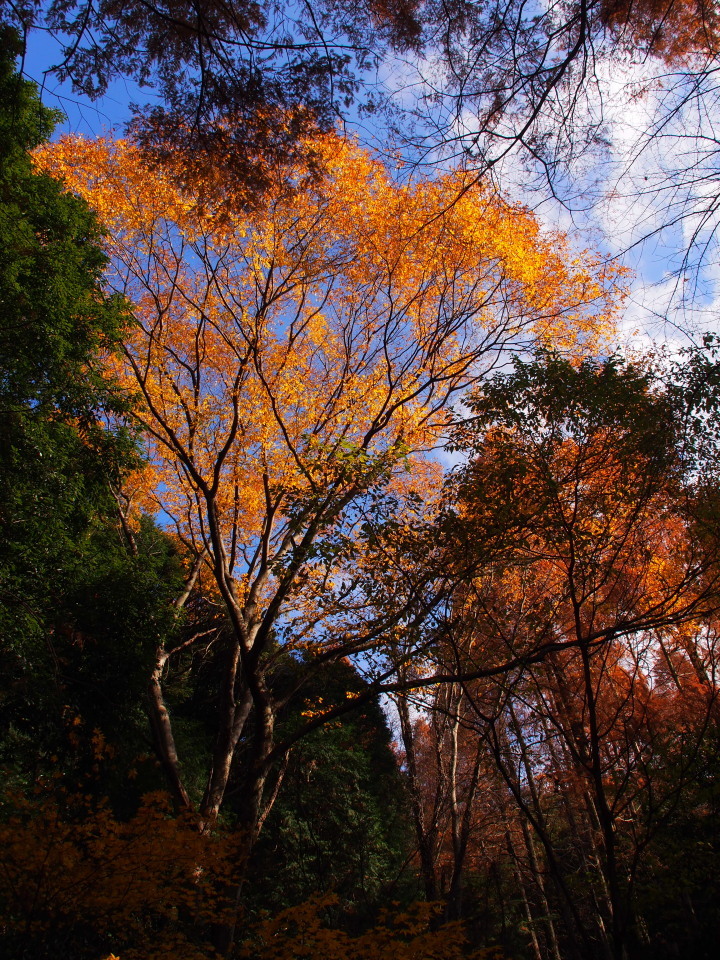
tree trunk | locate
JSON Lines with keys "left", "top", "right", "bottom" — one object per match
{"left": 147, "top": 647, "right": 192, "bottom": 811}
{"left": 395, "top": 690, "right": 440, "bottom": 900}
{"left": 200, "top": 677, "right": 253, "bottom": 824}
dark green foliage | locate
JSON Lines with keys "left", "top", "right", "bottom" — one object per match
{"left": 0, "top": 26, "right": 133, "bottom": 651}
{"left": 0, "top": 28, "right": 129, "bottom": 415}
{"left": 451, "top": 351, "right": 680, "bottom": 464}
{"left": 443, "top": 350, "right": 708, "bottom": 566}
{"left": 0, "top": 35, "right": 183, "bottom": 804}
{"left": 246, "top": 659, "right": 415, "bottom": 923}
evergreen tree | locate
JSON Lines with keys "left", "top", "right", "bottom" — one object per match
{"left": 0, "top": 31, "right": 181, "bottom": 795}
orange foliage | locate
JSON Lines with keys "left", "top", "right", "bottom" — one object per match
{"left": 34, "top": 132, "right": 621, "bottom": 586}
{"left": 0, "top": 787, "right": 234, "bottom": 960}
{"left": 433, "top": 365, "right": 720, "bottom": 953}
{"left": 1, "top": 784, "right": 507, "bottom": 960}
{"left": 453, "top": 421, "right": 710, "bottom": 662}
{"left": 236, "top": 894, "right": 502, "bottom": 960}
{"left": 601, "top": 0, "right": 720, "bottom": 65}
{"left": 31, "top": 131, "right": 628, "bottom": 839}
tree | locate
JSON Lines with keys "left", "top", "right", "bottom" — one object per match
{"left": 0, "top": 29, "right": 123, "bottom": 777}
{"left": 247, "top": 658, "right": 413, "bottom": 922}
{"left": 36, "top": 130, "right": 620, "bottom": 857}
{"left": 599, "top": 0, "right": 719, "bottom": 65}
{"left": 393, "top": 680, "right": 487, "bottom": 914}
{"left": 429, "top": 352, "right": 720, "bottom": 959}
{"left": 0, "top": 33, "right": 190, "bottom": 814}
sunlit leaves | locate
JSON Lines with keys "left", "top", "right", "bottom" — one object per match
{"left": 35, "top": 132, "right": 622, "bottom": 613}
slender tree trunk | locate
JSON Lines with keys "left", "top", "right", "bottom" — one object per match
{"left": 492, "top": 717, "right": 597, "bottom": 960}
{"left": 579, "top": 645, "right": 630, "bottom": 960}
{"left": 446, "top": 722, "right": 484, "bottom": 920}
{"left": 147, "top": 647, "right": 192, "bottom": 811}
{"left": 543, "top": 672, "right": 616, "bottom": 959}
{"left": 200, "top": 671, "right": 253, "bottom": 823}
{"left": 521, "top": 820, "right": 563, "bottom": 960}
{"left": 506, "top": 826, "right": 543, "bottom": 960}
{"left": 211, "top": 687, "right": 277, "bottom": 958}
{"left": 145, "top": 550, "right": 206, "bottom": 812}
{"left": 396, "top": 690, "right": 440, "bottom": 900}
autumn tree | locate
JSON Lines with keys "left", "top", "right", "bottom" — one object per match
{"left": 7, "top": 2, "right": 716, "bottom": 203}
{"left": 393, "top": 680, "right": 491, "bottom": 914}
{"left": 600, "top": 0, "right": 719, "bottom": 64}
{"left": 429, "top": 351, "right": 720, "bottom": 959}
{"left": 36, "top": 129, "right": 619, "bottom": 870}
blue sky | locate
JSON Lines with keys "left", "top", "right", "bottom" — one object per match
{"left": 20, "top": 27, "right": 157, "bottom": 136}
